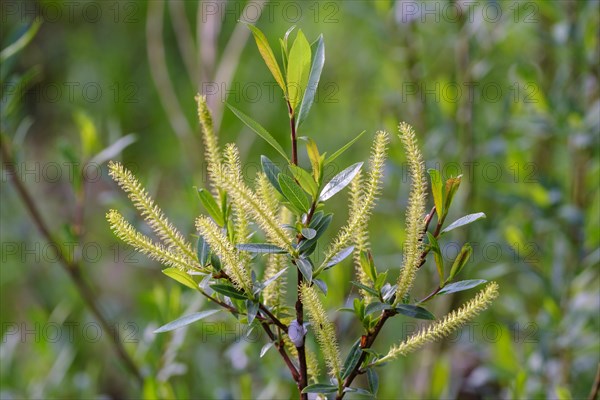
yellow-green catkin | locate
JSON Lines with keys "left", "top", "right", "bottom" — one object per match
{"left": 223, "top": 144, "right": 250, "bottom": 248}
{"left": 349, "top": 172, "right": 373, "bottom": 299}
{"left": 321, "top": 131, "right": 389, "bottom": 269}
{"left": 379, "top": 282, "right": 499, "bottom": 364}
{"left": 301, "top": 283, "right": 342, "bottom": 380}
{"left": 108, "top": 161, "right": 198, "bottom": 266}
{"left": 195, "top": 215, "right": 252, "bottom": 293}
{"left": 395, "top": 122, "right": 427, "bottom": 303}
{"left": 107, "top": 210, "right": 195, "bottom": 271}
{"left": 196, "top": 94, "right": 222, "bottom": 192}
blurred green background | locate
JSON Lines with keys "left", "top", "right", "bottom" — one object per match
{"left": 1, "top": 0, "right": 599, "bottom": 399}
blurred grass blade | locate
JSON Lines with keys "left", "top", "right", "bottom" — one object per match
{"left": 324, "top": 130, "right": 366, "bottom": 165}
{"left": 0, "top": 20, "right": 42, "bottom": 63}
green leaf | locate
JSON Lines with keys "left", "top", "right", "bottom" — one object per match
{"left": 438, "top": 279, "right": 487, "bottom": 295}
{"left": 360, "top": 251, "right": 377, "bottom": 282}
{"left": 154, "top": 309, "right": 220, "bottom": 333}
{"left": 428, "top": 169, "right": 445, "bottom": 218}
{"left": 246, "top": 24, "right": 286, "bottom": 94}
{"left": 260, "top": 342, "right": 274, "bottom": 358}
{"left": 210, "top": 284, "right": 247, "bottom": 300}
{"left": 367, "top": 368, "right": 379, "bottom": 395}
{"left": 313, "top": 278, "right": 328, "bottom": 295}
{"left": 301, "top": 228, "right": 317, "bottom": 240}
{"left": 426, "top": 232, "right": 444, "bottom": 282}
{"left": 443, "top": 175, "right": 462, "bottom": 213}
{"left": 441, "top": 212, "right": 486, "bottom": 234}
{"left": 324, "top": 130, "right": 366, "bottom": 165}
{"left": 447, "top": 243, "right": 473, "bottom": 282}
{"left": 197, "top": 188, "right": 224, "bottom": 226}
{"left": 365, "top": 302, "right": 391, "bottom": 316}
{"left": 299, "top": 214, "right": 332, "bottom": 253}
{"left": 302, "top": 384, "right": 338, "bottom": 394}
{"left": 319, "top": 162, "right": 364, "bottom": 201}
{"left": 395, "top": 304, "right": 435, "bottom": 320}
{"left": 259, "top": 267, "right": 288, "bottom": 292}
{"left": 305, "top": 138, "right": 323, "bottom": 183}
{"left": 197, "top": 237, "right": 210, "bottom": 266}
{"left": 278, "top": 174, "right": 311, "bottom": 213}
{"left": 237, "top": 244, "right": 287, "bottom": 254}
{"left": 296, "top": 257, "right": 313, "bottom": 282}
{"left": 162, "top": 268, "right": 197, "bottom": 290}
{"left": 227, "top": 103, "right": 288, "bottom": 160}
{"left": 341, "top": 340, "right": 362, "bottom": 380}
{"left": 325, "top": 246, "right": 354, "bottom": 269}
{"left": 286, "top": 29, "right": 311, "bottom": 111}
{"left": 296, "top": 34, "right": 325, "bottom": 128}
{"left": 261, "top": 155, "right": 283, "bottom": 194}
{"left": 351, "top": 281, "right": 379, "bottom": 297}
{"left": 74, "top": 110, "right": 100, "bottom": 160}
{"left": 289, "top": 164, "right": 318, "bottom": 197}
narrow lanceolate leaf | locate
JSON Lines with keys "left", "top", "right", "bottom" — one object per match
{"left": 296, "top": 34, "right": 325, "bottom": 128}
{"left": 367, "top": 368, "right": 379, "bottom": 395}
{"left": 428, "top": 169, "right": 445, "bottom": 217}
{"left": 260, "top": 342, "right": 274, "bottom": 358}
{"left": 246, "top": 300, "right": 259, "bottom": 324}
{"left": 289, "top": 164, "right": 318, "bottom": 197}
{"left": 226, "top": 103, "right": 288, "bottom": 160}
{"left": 395, "top": 304, "right": 435, "bottom": 320}
{"left": 287, "top": 29, "right": 312, "bottom": 112}
{"left": 210, "top": 283, "right": 248, "bottom": 300}
{"left": 313, "top": 278, "right": 328, "bottom": 295}
{"left": 260, "top": 267, "right": 288, "bottom": 291}
{"left": 319, "top": 162, "right": 364, "bottom": 202}
{"left": 197, "top": 237, "right": 210, "bottom": 266}
{"left": 341, "top": 340, "right": 362, "bottom": 380}
{"left": 437, "top": 279, "right": 487, "bottom": 295}
{"left": 365, "top": 301, "right": 392, "bottom": 316}
{"left": 197, "top": 188, "right": 224, "bottom": 226}
{"left": 426, "top": 232, "right": 444, "bottom": 282}
{"left": 246, "top": 24, "right": 286, "bottom": 93}
{"left": 447, "top": 243, "right": 473, "bottom": 282}
{"left": 237, "top": 243, "right": 287, "bottom": 254}
{"left": 278, "top": 174, "right": 311, "bottom": 213}
{"left": 296, "top": 257, "right": 313, "bottom": 282}
{"left": 302, "top": 384, "right": 338, "bottom": 394}
{"left": 154, "top": 309, "right": 220, "bottom": 333}
{"left": 443, "top": 175, "right": 462, "bottom": 212}
{"left": 162, "top": 268, "right": 198, "bottom": 290}
{"left": 325, "top": 246, "right": 354, "bottom": 269}
{"left": 351, "top": 281, "right": 379, "bottom": 297}
{"left": 324, "top": 130, "right": 367, "bottom": 165}
{"left": 261, "top": 155, "right": 283, "bottom": 194}
{"left": 441, "top": 212, "right": 486, "bottom": 234}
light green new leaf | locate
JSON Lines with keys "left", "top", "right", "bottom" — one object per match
{"left": 278, "top": 173, "right": 311, "bottom": 213}
{"left": 443, "top": 175, "right": 462, "bottom": 213}
{"left": 324, "top": 130, "right": 367, "bottom": 165}
{"left": 428, "top": 169, "right": 445, "bottom": 218}
{"left": 197, "top": 188, "right": 225, "bottom": 226}
{"left": 289, "top": 164, "right": 318, "bottom": 197}
{"left": 227, "top": 103, "right": 288, "bottom": 160}
{"left": 441, "top": 212, "right": 486, "bottom": 234}
{"left": 154, "top": 309, "right": 220, "bottom": 333}
{"left": 447, "top": 243, "right": 473, "bottom": 282}
{"left": 162, "top": 268, "right": 198, "bottom": 290}
{"left": 426, "top": 232, "right": 444, "bottom": 282}
{"left": 246, "top": 24, "right": 286, "bottom": 94}
{"left": 296, "top": 34, "right": 325, "bottom": 128}
{"left": 286, "top": 29, "right": 311, "bottom": 112}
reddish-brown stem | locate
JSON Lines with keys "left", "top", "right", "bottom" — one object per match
{"left": 260, "top": 321, "right": 299, "bottom": 382}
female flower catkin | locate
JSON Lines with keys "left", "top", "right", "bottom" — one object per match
{"left": 378, "top": 282, "right": 499, "bottom": 364}
{"left": 196, "top": 94, "right": 222, "bottom": 191}
{"left": 395, "top": 122, "right": 427, "bottom": 303}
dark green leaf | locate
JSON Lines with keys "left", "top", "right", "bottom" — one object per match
{"left": 279, "top": 174, "right": 311, "bottom": 213}
{"left": 227, "top": 103, "right": 288, "bottom": 160}
{"left": 341, "top": 340, "right": 362, "bottom": 380}
{"left": 154, "top": 310, "right": 220, "bottom": 333}
{"left": 259, "top": 267, "right": 289, "bottom": 292}
{"left": 438, "top": 279, "right": 487, "bottom": 295}
{"left": 395, "top": 304, "right": 435, "bottom": 320}
{"left": 313, "top": 278, "right": 328, "bottom": 295}
{"left": 299, "top": 214, "right": 332, "bottom": 253}
{"left": 210, "top": 253, "right": 222, "bottom": 271}
{"left": 296, "top": 34, "right": 325, "bottom": 128}
{"left": 302, "top": 384, "right": 338, "bottom": 394}
{"left": 210, "top": 284, "right": 247, "bottom": 300}
{"left": 261, "top": 155, "right": 283, "bottom": 194}
{"left": 367, "top": 368, "right": 379, "bottom": 395}
{"left": 324, "top": 130, "right": 367, "bottom": 165}
{"left": 351, "top": 281, "right": 379, "bottom": 297}
{"left": 246, "top": 300, "right": 259, "bottom": 324}
{"left": 289, "top": 164, "right": 318, "bottom": 197}
{"left": 319, "top": 162, "right": 363, "bottom": 201}
{"left": 325, "top": 246, "right": 354, "bottom": 269}
{"left": 441, "top": 212, "right": 486, "bottom": 234}
{"left": 365, "top": 302, "right": 391, "bottom": 316}
{"left": 197, "top": 236, "right": 211, "bottom": 266}
{"left": 197, "top": 188, "right": 224, "bottom": 226}
{"left": 237, "top": 243, "right": 287, "bottom": 254}
{"left": 296, "top": 257, "right": 313, "bottom": 282}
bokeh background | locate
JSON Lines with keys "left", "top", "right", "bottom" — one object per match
{"left": 1, "top": 0, "right": 599, "bottom": 399}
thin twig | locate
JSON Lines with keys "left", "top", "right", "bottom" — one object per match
{"left": 1, "top": 135, "right": 143, "bottom": 383}
{"left": 589, "top": 363, "right": 600, "bottom": 400}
